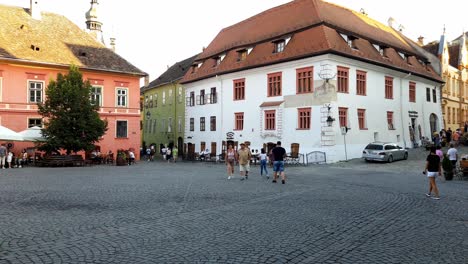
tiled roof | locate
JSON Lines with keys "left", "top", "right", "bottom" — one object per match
{"left": 0, "top": 5, "right": 146, "bottom": 76}
{"left": 142, "top": 54, "right": 198, "bottom": 92}
{"left": 181, "top": 0, "right": 442, "bottom": 84}
{"left": 422, "top": 42, "right": 439, "bottom": 57}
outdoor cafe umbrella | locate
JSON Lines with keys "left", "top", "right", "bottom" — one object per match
{"left": 18, "top": 126, "right": 45, "bottom": 142}
{"left": 0, "top": 125, "right": 23, "bottom": 141}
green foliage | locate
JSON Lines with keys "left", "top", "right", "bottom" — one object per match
{"left": 37, "top": 66, "right": 108, "bottom": 154}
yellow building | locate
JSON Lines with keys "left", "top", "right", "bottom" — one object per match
{"left": 424, "top": 32, "right": 468, "bottom": 130}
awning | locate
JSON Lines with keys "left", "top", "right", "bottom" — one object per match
{"left": 259, "top": 101, "right": 284, "bottom": 107}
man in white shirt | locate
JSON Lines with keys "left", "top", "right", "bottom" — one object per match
{"left": 447, "top": 143, "right": 458, "bottom": 167}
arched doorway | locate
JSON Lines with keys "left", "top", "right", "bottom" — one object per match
{"left": 430, "top": 114, "right": 439, "bottom": 135}
{"left": 177, "top": 137, "right": 183, "bottom": 157}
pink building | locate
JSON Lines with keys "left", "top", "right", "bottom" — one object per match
{"left": 0, "top": 1, "right": 146, "bottom": 158}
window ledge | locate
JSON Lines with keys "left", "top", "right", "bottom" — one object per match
{"left": 359, "top": 128, "right": 368, "bottom": 130}
{"left": 296, "top": 128, "right": 310, "bottom": 130}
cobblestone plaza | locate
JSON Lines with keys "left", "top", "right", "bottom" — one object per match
{"left": 0, "top": 157, "right": 467, "bottom": 263}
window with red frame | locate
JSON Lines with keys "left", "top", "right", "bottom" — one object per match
{"left": 296, "top": 67, "right": 313, "bottom": 94}
{"left": 337, "top": 66, "right": 349, "bottom": 93}
{"left": 298, "top": 108, "right": 311, "bottom": 129}
{"left": 234, "top": 113, "right": 244, "bottom": 130}
{"left": 357, "top": 109, "right": 366, "bottom": 130}
{"left": 338, "top": 107, "right": 348, "bottom": 127}
{"left": 267, "top": 72, "right": 282, "bottom": 97}
{"left": 265, "top": 110, "right": 276, "bottom": 130}
{"left": 385, "top": 76, "right": 393, "bottom": 99}
{"left": 356, "top": 70, "right": 367, "bottom": 95}
{"left": 233, "top": 79, "right": 245, "bottom": 100}
{"left": 409, "top": 82, "right": 416, "bottom": 102}
{"left": 387, "top": 111, "right": 394, "bottom": 129}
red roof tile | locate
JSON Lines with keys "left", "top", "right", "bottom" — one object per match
{"left": 181, "top": 0, "right": 442, "bottom": 84}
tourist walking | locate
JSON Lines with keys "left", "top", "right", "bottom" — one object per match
{"left": 166, "top": 147, "right": 172, "bottom": 163}
{"left": 172, "top": 146, "right": 178, "bottom": 163}
{"left": 0, "top": 144, "right": 6, "bottom": 169}
{"left": 435, "top": 145, "right": 443, "bottom": 160}
{"left": 424, "top": 146, "right": 442, "bottom": 200}
{"left": 271, "top": 141, "right": 286, "bottom": 184}
{"left": 225, "top": 144, "right": 236, "bottom": 179}
{"left": 238, "top": 143, "right": 251, "bottom": 180}
{"left": 447, "top": 143, "right": 458, "bottom": 168}
{"left": 259, "top": 148, "right": 269, "bottom": 179}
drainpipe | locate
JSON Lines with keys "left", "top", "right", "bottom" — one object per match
{"left": 400, "top": 73, "right": 412, "bottom": 148}
{"left": 216, "top": 75, "right": 223, "bottom": 154}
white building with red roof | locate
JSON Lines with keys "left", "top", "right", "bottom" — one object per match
{"left": 181, "top": 0, "right": 443, "bottom": 162}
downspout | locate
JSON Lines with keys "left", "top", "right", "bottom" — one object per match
{"left": 216, "top": 75, "right": 223, "bottom": 154}
{"left": 400, "top": 73, "right": 412, "bottom": 148}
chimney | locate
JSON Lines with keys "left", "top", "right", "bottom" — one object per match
{"left": 30, "top": 0, "right": 41, "bottom": 20}
{"left": 110, "top": 37, "right": 116, "bottom": 52}
{"left": 144, "top": 75, "right": 150, "bottom": 86}
{"left": 387, "top": 17, "right": 396, "bottom": 29}
{"left": 417, "top": 36, "right": 424, "bottom": 46}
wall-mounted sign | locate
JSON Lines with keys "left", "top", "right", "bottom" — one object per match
{"left": 226, "top": 132, "right": 234, "bottom": 140}
{"left": 408, "top": 111, "right": 418, "bottom": 118}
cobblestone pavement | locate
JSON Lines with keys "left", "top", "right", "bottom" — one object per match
{"left": 0, "top": 155, "right": 467, "bottom": 263}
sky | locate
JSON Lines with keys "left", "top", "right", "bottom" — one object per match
{"left": 1, "top": 0, "right": 467, "bottom": 81}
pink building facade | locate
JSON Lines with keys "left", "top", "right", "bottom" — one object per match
{"left": 0, "top": 2, "right": 146, "bottom": 159}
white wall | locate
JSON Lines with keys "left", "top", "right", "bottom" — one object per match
{"left": 184, "top": 54, "right": 443, "bottom": 162}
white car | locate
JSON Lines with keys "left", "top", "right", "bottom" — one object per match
{"left": 362, "top": 142, "right": 408, "bottom": 163}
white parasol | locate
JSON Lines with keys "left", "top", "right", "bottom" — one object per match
{"left": 0, "top": 125, "right": 23, "bottom": 141}
{"left": 18, "top": 126, "right": 45, "bottom": 141}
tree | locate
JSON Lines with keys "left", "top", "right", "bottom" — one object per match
{"left": 38, "top": 66, "right": 108, "bottom": 155}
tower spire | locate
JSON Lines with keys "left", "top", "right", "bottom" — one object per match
{"left": 85, "top": 0, "right": 104, "bottom": 44}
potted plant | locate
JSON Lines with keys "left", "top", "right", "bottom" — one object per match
{"left": 441, "top": 154, "right": 454, "bottom": 180}
{"left": 116, "top": 149, "right": 127, "bottom": 166}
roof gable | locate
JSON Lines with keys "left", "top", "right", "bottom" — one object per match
{"left": 143, "top": 54, "right": 199, "bottom": 91}
{"left": 0, "top": 4, "right": 145, "bottom": 76}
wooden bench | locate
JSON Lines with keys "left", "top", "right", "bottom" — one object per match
{"left": 36, "top": 155, "right": 85, "bottom": 167}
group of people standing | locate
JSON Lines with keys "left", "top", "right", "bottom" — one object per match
{"left": 433, "top": 126, "right": 465, "bottom": 147}
{"left": 144, "top": 145, "right": 178, "bottom": 163}
{"left": 225, "top": 141, "right": 287, "bottom": 184}
{"left": 0, "top": 144, "right": 28, "bottom": 169}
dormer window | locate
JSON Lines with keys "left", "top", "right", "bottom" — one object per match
{"left": 373, "top": 44, "right": 387, "bottom": 57}
{"left": 273, "top": 37, "right": 291, "bottom": 54}
{"left": 405, "top": 54, "right": 412, "bottom": 65}
{"left": 213, "top": 54, "right": 225, "bottom": 67}
{"left": 191, "top": 65, "right": 198, "bottom": 74}
{"left": 274, "top": 40, "right": 286, "bottom": 53}
{"left": 398, "top": 52, "right": 405, "bottom": 59}
{"left": 340, "top": 33, "right": 358, "bottom": 49}
{"left": 191, "top": 62, "right": 204, "bottom": 74}
{"left": 237, "top": 49, "right": 248, "bottom": 61}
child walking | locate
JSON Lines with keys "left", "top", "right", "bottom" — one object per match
{"left": 259, "top": 148, "right": 269, "bottom": 179}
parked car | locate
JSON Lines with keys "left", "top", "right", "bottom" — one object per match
{"left": 362, "top": 142, "right": 408, "bottom": 163}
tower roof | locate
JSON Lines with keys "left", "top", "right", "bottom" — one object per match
{"left": 0, "top": 4, "right": 145, "bottom": 76}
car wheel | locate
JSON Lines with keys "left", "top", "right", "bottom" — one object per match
{"left": 365, "top": 159, "right": 370, "bottom": 162}
{"left": 388, "top": 155, "right": 393, "bottom": 163}
{"left": 403, "top": 153, "right": 408, "bottom": 160}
